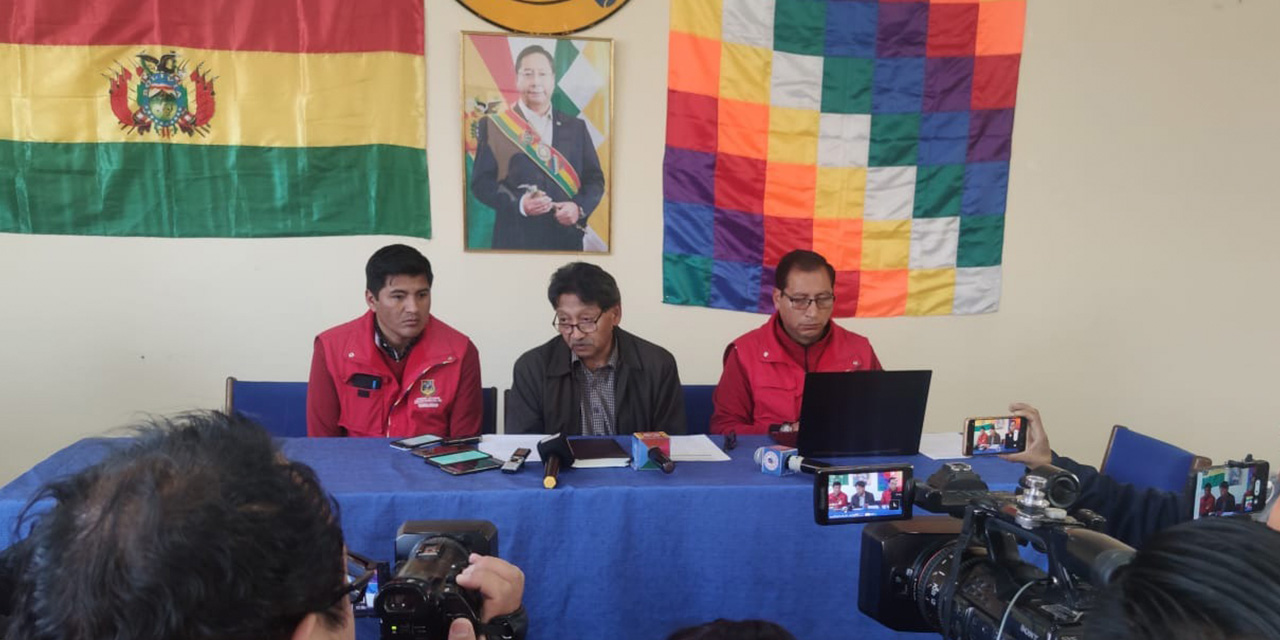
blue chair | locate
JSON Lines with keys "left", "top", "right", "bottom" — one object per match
{"left": 1100, "top": 424, "right": 1208, "bottom": 494}
{"left": 682, "top": 384, "right": 717, "bottom": 435}
{"left": 224, "top": 377, "right": 309, "bottom": 438}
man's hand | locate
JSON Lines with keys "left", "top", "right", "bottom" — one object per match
{"left": 447, "top": 554, "right": 524, "bottom": 640}
{"left": 1001, "top": 402, "right": 1052, "bottom": 469}
{"left": 553, "top": 201, "right": 580, "bottom": 226}
{"left": 520, "top": 191, "right": 553, "bottom": 216}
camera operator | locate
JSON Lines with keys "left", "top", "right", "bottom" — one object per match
{"left": 0, "top": 411, "right": 524, "bottom": 640}
{"left": 998, "top": 402, "right": 1190, "bottom": 548}
{"left": 1090, "top": 517, "right": 1280, "bottom": 640}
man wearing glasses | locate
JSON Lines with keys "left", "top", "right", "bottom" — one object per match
{"left": 710, "top": 250, "right": 881, "bottom": 435}
{"left": 506, "top": 262, "right": 687, "bottom": 436}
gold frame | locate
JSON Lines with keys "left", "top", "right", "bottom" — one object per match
{"left": 460, "top": 31, "right": 614, "bottom": 254}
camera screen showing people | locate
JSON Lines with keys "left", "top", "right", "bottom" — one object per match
{"left": 1194, "top": 459, "right": 1270, "bottom": 519}
{"left": 814, "top": 465, "right": 913, "bottom": 525}
{"left": 963, "top": 415, "right": 1027, "bottom": 456}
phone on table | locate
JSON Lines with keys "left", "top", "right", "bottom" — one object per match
{"left": 389, "top": 434, "right": 443, "bottom": 450}
{"left": 962, "top": 416, "right": 1027, "bottom": 456}
{"left": 814, "top": 464, "right": 913, "bottom": 525}
{"left": 424, "top": 449, "right": 502, "bottom": 475}
{"left": 409, "top": 444, "right": 474, "bottom": 460}
{"left": 1192, "top": 458, "right": 1270, "bottom": 520}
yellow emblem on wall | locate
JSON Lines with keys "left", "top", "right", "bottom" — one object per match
{"left": 456, "top": 0, "right": 632, "bottom": 35}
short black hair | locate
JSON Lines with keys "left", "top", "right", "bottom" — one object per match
{"left": 1090, "top": 518, "right": 1280, "bottom": 640}
{"left": 775, "top": 250, "right": 835, "bottom": 291}
{"left": 547, "top": 262, "right": 621, "bottom": 310}
{"left": 366, "top": 244, "right": 433, "bottom": 294}
{"left": 1220, "top": 481, "right": 1231, "bottom": 490}
{"left": 667, "top": 619, "right": 797, "bottom": 640}
{"left": 5, "top": 412, "right": 348, "bottom": 640}
{"left": 515, "top": 45, "right": 554, "bottom": 73}
{"left": 855, "top": 480, "right": 867, "bottom": 488}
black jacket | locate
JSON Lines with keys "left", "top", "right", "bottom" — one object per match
{"left": 506, "top": 329, "right": 687, "bottom": 436}
{"left": 1051, "top": 453, "right": 1190, "bottom": 548}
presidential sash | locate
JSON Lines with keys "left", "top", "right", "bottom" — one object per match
{"left": 489, "top": 108, "right": 582, "bottom": 198}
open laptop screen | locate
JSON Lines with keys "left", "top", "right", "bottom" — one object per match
{"left": 796, "top": 370, "right": 932, "bottom": 457}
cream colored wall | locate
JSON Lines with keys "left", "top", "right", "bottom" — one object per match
{"left": 2, "top": 0, "right": 1278, "bottom": 485}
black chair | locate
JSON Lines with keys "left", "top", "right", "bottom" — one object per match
{"left": 481, "top": 386, "right": 498, "bottom": 434}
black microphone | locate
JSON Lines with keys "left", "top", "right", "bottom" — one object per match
{"left": 647, "top": 446, "right": 675, "bottom": 474}
{"left": 537, "top": 433, "right": 575, "bottom": 490}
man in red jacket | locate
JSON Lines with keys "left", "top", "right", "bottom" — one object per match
{"left": 307, "top": 245, "right": 483, "bottom": 438}
{"left": 711, "top": 250, "right": 881, "bottom": 435}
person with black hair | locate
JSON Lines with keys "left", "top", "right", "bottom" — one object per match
{"left": 507, "top": 262, "right": 686, "bottom": 435}
{"left": 1200, "top": 482, "right": 1217, "bottom": 517}
{"left": 850, "top": 479, "right": 878, "bottom": 508}
{"left": 0, "top": 412, "right": 526, "bottom": 640}
{"left": 470, "top": 44, "right": 606, "bottom": 251}
{"left": 1089, "top": 517, "right": 1280, "bottom": 640}
{"left": 1215, "top": 481, "right": 1238, "bottom": 514}
{"left": 711, "top": 249, "right": 881, "bottom": 435}
{"left": 308, "top": 244, "right": 484, "bottom": 438}
{"left": 667, "top": 619, "right": 797, "bottom": 640}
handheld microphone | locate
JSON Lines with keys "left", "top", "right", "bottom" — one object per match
{"left": 647, "top": 447, "right": 675, "bottom": 474}
{"left": 536, "top": 433, "right": 575, "bottom": 489}
{"left": 754, "top": 446, "right": 832, "bottom": 476}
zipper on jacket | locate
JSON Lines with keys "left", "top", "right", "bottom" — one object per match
{"left": 386, "top": 356, "right": 457, "bottom": 434}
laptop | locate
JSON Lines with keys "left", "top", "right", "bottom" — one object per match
{"left": 796, "top": 370, "right": 932, "bottom": 457}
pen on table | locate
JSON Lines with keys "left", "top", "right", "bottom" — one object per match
{"left": 438, "top": 436, "right": 482, "bottom": 447}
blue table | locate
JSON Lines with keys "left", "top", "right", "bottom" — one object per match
{"left": 0, "top": 436, "right": 1021, "bottom": 640}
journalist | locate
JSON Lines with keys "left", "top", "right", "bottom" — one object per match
{"left": 1, "top": 412, "right": 524, "bottom": 640}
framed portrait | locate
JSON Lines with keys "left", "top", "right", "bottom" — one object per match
{"left": 462, "top": 32, "right": 613, "bottom": 253}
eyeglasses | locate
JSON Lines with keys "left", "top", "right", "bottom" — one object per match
{"left": 779, "top": 292, "right": 835, "bottom": 310}
{"left": 553, "top": 312, "right": 605, "bottom": 335}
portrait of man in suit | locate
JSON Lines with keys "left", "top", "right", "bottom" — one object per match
{"left": 466, "top": 36, "right": 610, "bottom": 252}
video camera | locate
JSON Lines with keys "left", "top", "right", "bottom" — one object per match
{"left": 855, "top": 463, "right": 1135, "bottom": 640}
{"left": 374, "top": 520, "right": 497, "bottom": 640}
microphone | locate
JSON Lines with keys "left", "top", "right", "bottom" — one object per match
{"left": 648, "top": 446, "right": 675, "bottom": 474}
{"left": 536, "top": 433, "right": 575, "bottom": 490}
{"left": 753, "top": 446, "right": 832, "bottom": 476}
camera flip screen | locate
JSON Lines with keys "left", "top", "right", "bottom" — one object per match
{"left": 815, "top": 464, "right": 913, "bottom": 525}
{"left": 964, "top": 416, "right": 1026, "bottom": 456}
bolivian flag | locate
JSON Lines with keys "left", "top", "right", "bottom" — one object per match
{"left": 0, "top": 0, "right": 430, "bottom": 238}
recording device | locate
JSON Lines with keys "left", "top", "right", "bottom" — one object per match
{"left": 537, "top": 433, "right": 575, "bottom": 489}
{"left": 375, "top": 520, "right": 497, "bottom": 639}
{"left": 859, "top": 463, "right": 1133, "bottom": 640}
{"left": 502, "top": 448, "right": 531, "bottom": 474}
{"left": 1193, "top": 455, "right": 1270, "bottom": 520}
{"left": 648, "top": 447, "right": 675, "bottom": 474}
{"left": 390, "top": 433, "right": 444, "bottom": 450}
{"left": 962, "top": 416, "right": 1027, "bottom": 456}
{"left": 814, "top": 464, "right": 913, "bottom": 525}
{"left": 754, "top": 445, "right": 832, "bottom": 476}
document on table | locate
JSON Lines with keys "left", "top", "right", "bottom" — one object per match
{"left": 918, "top": 432, "right": 965, "bottom": 460}
{"left": 479, "top": 435, "right": 547, "bottom": 462}
{"left": 670, "top": 435, "right": 731, "bottom": 462}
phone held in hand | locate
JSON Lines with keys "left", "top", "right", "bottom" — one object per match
{"left": 962, "top": 416, "right": 1027, "bottom": 456}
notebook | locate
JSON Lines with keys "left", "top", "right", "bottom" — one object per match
{"left": 796, "top": 370, "right": 933, "bottom": 457}
{"left": 569, "top": 437, "right": 632, "bottom": 468}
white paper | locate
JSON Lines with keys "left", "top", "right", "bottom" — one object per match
{"left": 479, "top": 434, "right": 547, "bottom": 462}
{"left": 918, "top": 432, "right": 965, "bottom": 460}
{"left": 669, "top": 435, "right": 731, "bottom": 462}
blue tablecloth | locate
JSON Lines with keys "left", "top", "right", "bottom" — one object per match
{"left": 0, "top": 436, "right": 1022, "bottom": 640}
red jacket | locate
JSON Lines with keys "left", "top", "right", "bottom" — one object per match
{"left": 711, "top": 315, "right": 880, "bottom": 435}
{"left": 307, "top": 311, "right": 482, "bottom": 439}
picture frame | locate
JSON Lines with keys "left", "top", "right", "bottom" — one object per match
{"left": 461, "top": 32, "right": 613, "bottom": 253}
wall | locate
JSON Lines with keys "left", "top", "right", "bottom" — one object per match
{"left": 2, "top": 0, "right": 1278, "bottom": 484}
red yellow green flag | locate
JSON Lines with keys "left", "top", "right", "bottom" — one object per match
{"left": 0, "top": 0, "right": 430, "bottom": 238}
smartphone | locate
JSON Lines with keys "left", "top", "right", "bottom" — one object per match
{"left": 814, "top": 464, "right": 913, "bottom": 525}
{"left": 1192, "top": 459, "right": 1270, "bottom": 520}
{"left": 436, "top": 456, "right": 503, "bottom": 476}
{"left": 410, "top": 444, "right": 474, "bottom": 460}
{"left": 424, "top": 449, "right": 492, "bottom": 466}
{"left": 389, "top": 434, "right": 443, "bottom": 450}
{"left": 962, "top": 416, "right": 1027, "bottom": 456}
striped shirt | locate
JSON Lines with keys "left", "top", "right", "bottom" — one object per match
{"left": 573, "top": 341, "right": 619, "bottom": 436}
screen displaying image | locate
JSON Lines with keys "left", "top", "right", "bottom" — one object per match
{"left": 825, "top": 469, "right": 907, "bottom": 522}
{"left": 428, "top": 450, "right": 491, "bottom": 466}
{"left": 1194, "top": 463, "right": 1268, "bottom": 519}
{"left": 967, "top": 417, "right": 1025, "bottom": 456}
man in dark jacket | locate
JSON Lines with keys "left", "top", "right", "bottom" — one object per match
{"left": 507, "top": 263, "right": 687, "bottom": 436}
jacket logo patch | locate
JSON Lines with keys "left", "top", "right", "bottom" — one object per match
{"left": 420, "top": 380, "right": 436, "bottom": 396}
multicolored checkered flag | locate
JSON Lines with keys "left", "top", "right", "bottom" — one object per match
{"left": 662, "top": 0, "right": 1026, "bottom": 317}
